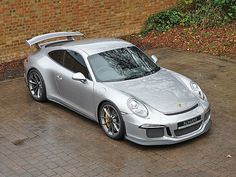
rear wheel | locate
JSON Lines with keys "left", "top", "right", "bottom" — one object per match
{"left": 28, "top": 69, "right": 47, "bottom": 102}
{"left": 99, "top": 102, "right": 125, "bottom": 140}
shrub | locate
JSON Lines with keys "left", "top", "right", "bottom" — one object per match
{"left": 187, "top": 1, "right": 228, "bottom": 27}
{"left": 141, "top": 0, "right": 236, "bottom": 35}
{"left": 213, "top": 0, "right": 236, "bottom": 20}
{"left": 141, "top": 9, "right": 184, "bottom": 36}
{"left": 184, "top": 0, "right": 236, "bottom": 27}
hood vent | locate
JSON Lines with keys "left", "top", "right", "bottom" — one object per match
{"left": 165, "top": 104, "right": 198, "bottom": 116}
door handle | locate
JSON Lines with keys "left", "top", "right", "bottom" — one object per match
{"left": 56, "top": 75, "right": 62, "bottom": 80}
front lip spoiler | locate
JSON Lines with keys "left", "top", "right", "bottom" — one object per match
{"left": 125, "top": 119, "right": 212, "bottom": 146}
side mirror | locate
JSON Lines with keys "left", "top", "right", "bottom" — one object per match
{"left": 72, "top": 72, "right": 87, "bottom": 83}
{"left": 151, "top": 55, "right": 158, "bottom": 63}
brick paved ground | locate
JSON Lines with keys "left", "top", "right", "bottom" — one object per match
{"left": 0, "top": 48, "right": 235, "bottom": 177}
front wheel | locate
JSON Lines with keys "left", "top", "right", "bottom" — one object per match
{"left": 99, "top": 102, "right": 125, "bottom": 140}
{"left": 28, "top": 69, "right": 47, "bottom": 102}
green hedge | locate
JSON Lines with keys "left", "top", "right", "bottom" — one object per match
{"left": 141, "top": 0, "right": 236, "bottom": 35}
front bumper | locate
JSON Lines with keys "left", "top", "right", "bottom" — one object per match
{"left": 124, "top": 107, "right": 211, "bottom": 145}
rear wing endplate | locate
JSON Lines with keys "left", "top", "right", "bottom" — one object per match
{"left": 26, "top": 31, "right": 84, "bottom": 48}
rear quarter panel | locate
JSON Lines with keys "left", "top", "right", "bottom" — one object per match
{"left": 26, "top": 50, "right": 61, "bottom": 100}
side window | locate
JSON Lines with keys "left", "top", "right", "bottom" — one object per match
{"left": 48, "top": 50, "right": 65, "bottom": 66}
{"left": 64, "top": 50, "right": 90, "bottom": 79}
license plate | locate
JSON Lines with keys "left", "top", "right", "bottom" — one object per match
{"left": 178, "top": 116, "right": 201, "bottom": 128}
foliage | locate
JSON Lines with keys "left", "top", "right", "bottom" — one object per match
{"left": 213, "top": 0, "right": 236, "bottom": 19}
{"left": 142, "top": 9, "right": 183, "bottom": 36}
{"left": 186, "top": 2, "right": 228, "bottom": 27}
{"left": 141, "top": 0, "right": 236, "bottom": 35}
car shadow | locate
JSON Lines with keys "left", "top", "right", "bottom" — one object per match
{"left": 43, "top": 100, "right": 213, "bottom": 150}
{"left": 46, "top": 101, "right": 98, "bottom": 126}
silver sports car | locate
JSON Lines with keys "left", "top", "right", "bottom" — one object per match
{"left": 24, "top": 32, "right": 211, "bottom": 145}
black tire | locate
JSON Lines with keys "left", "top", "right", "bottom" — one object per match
{"left": 99, "top": 102, "right": 125, "bottom": 140}
{"left": 27, "top": 69, "right": 47, "bottom": 102}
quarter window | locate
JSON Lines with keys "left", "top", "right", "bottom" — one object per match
{"left": 48, "top": 50, "right": 65, "bottom": 65}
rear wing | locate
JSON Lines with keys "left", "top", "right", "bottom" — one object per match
{"left": 26, "top": 31, "right": 84, "bottom": 48}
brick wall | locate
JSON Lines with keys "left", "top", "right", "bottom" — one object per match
{"left": 0, "top": 0, "right": 176, "bottom": 64}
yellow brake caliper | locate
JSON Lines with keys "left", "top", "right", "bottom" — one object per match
{"left": 104, "top": 108, "right": 110, "bottom": 128}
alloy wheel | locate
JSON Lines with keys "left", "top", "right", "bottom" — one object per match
{"left": 28, "top": 71, "right": 44, "bottom": 99}
{"left": 100, "top": 104, "right": 122, "bottom": 137}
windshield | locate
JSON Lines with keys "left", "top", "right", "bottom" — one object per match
{"left": 88, "top": 46, "right": 160, "bottom": 82}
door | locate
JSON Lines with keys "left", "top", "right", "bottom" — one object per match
{"left": 55, "top": 50, "right": 95, "bottom": 119}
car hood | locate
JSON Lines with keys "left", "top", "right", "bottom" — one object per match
{"left": 103, "top": 69, "right": 198, "bottom": 114}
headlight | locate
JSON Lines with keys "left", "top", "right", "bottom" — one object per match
{"left": 190, "top": 81, "right": 206, "bottom": 101}
{"left": 127, "top": 99, "right": 149, "bottom": 118}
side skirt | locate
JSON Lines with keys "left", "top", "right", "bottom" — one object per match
{"left": 48, "top": 96, "right": 99, "bottom": 123}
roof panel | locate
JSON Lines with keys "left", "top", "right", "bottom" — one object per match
{"left": 64, "top": 38, "right": 134, "bottom": 55}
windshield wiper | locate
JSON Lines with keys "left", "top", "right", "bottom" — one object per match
{"left": 124, "top": 74, "right": 141, "bottom": 80}
{"left": 150, "top": 67, "right": 160, "bottom": 74}
{"left": 124, "top": 67, "right": 160, "bottom": 81}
